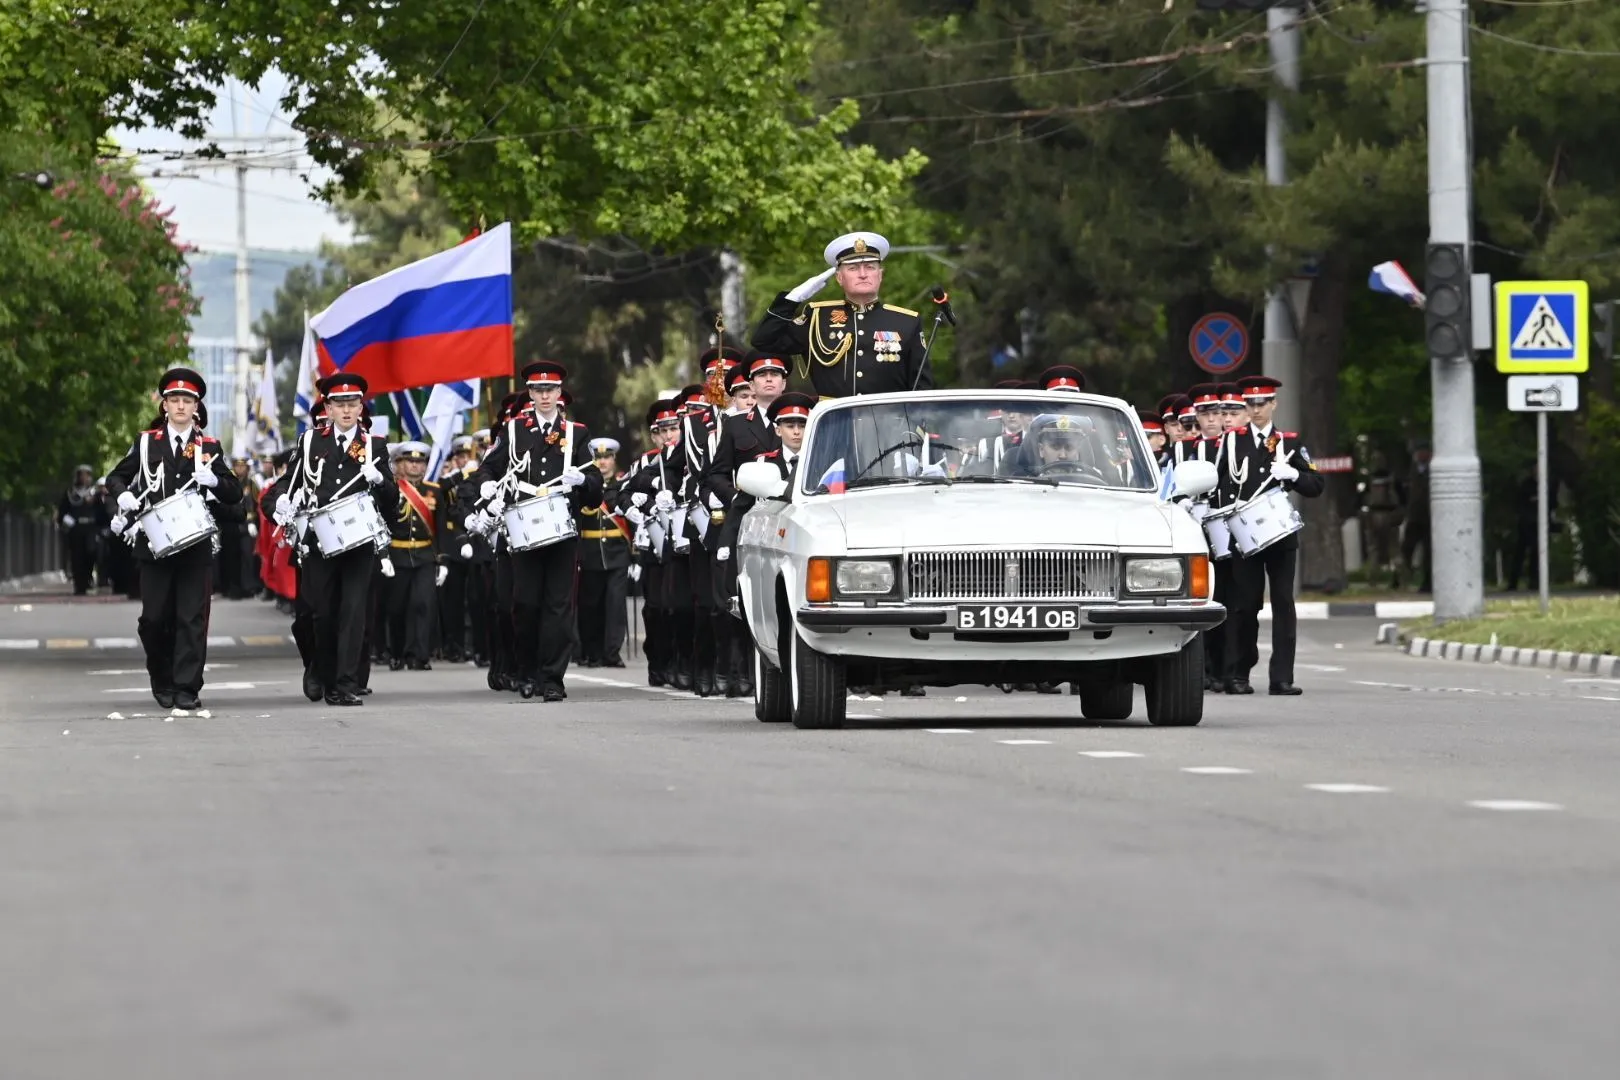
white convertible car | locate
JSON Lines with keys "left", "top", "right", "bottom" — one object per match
{"left": 734, "top": 388, "right": 1224, "bottom": 730}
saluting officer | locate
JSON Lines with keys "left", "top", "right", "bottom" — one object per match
{"left": 385, "top": 440, "right": 446, "bottom": 671}
{"left": 267, "top": 373, "right": 399, "bottom": 706}
{"left": 576, "top": 437, "right": 631, "bottom": 669}
{"left": 1218, "top": 375, "right": 1325, "bottom": 696}
{"left": 107, "top": 367, "right": 243, "bottom": 711}
{"left": 468, "top": 361, "right": 602, "bottom": 702}
{"left": 751, "top": 231, "right": 933, "bottom": 398}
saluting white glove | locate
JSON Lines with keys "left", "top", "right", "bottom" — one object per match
{"left": 194, "top": 465, "right": 219, "bottom": 488}
{"left": 361, "top": 462, "right": 385, "bottom": 487}
{"left": 379, "top": 558, "right": 396, "bottom": 579}
{"left": 558, "top": 466, "right": 586, "bottom": 490}
{"left": 786, "top": 267, "right": 837, "bottom": 303}
{"left": 116, "top": 491, "right": 140, "bottom": 514}
{"left": 654, "top": 489, "right": 676, "bottom": 512}
{"left": 459, "top": 543, "right": 474, "bottom": 559}
{"left": 436, "top": 565, "right": 449, "bottom": 587}
{"left": 479, "top": 480, "right": 499, "bottom": 500}
{"left": 630, "top": 492, "right": 649, "bottom": 509}
{"left": 1271, "top": 461, "right": 1299, "bottom": 482}
{"left": 717, "top": 546, "right": 731, "bottom": 562}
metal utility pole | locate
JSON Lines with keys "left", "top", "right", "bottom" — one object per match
{"left": 1426, "top": 0, "right": 1485, "bottom": 619}
{"left": 718, "top": 249, "right": 747, "bottom": 339}
{"left": 231, "top": 83, "right": 254, "bottom": 456}
{"left": 1536, "top": 411, "right": 1550, "bottom": 613}
{"left": 1262, "top": 2, "right": 1302, "bottom": 434}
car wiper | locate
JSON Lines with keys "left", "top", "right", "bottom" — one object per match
{"left": 843, "top": 475, "right": 942, "bottom": 491}
{"left": 952, "top": 474, "right": 1059, "bottom": 487}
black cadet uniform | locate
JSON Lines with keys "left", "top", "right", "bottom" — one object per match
{"left": 437, "top": 443, "right": 482, "bottom": 663}
{"left": 471, "top": 362, "right": 603, "bottom": 701}
{"left": 105, "top": 369, "right": 243, "bottom": 710}
{"left": 618, "top": 402, "right": 683, "bottom": 687}
{"left": 576, "top": 443, "right": 631, "bottom": 668}
{"left": 386, "top": 446, "right": 447, "bottom": 670}
{"left": 1217, "top": 381, "right": 1324, "bottom": 696}
{"left": 750, "top": 232, "right": 933, "bottom": 398}
{"left": 58, "top": 467, "right": 101, "bottom": 595}
{"left": 271, "top": 374, "right": 399, "bottom": 706}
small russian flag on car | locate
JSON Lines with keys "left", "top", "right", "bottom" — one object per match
{"left": 817, "top": 459, "right": 847, "bottom": 494}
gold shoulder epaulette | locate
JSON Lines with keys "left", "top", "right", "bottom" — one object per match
{"left": 882, "top": 303, "right": 919, "bottom": 317}
{"left": 807, "top": 300, "right": 844, "bottom": 309}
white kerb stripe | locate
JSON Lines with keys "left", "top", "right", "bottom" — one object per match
{"left": 1079, "top": 751, "right": 1143, "bottom": 758}
{"left": 1467, "top": 800, "right": 1563, "bottom": 812}
{"left": 1305, "top": 783, "right": 1389, "bottom": 794}
{"left": 310, "top": 223, "right": 512, "bottom": 335}
{"left": 1181, "top": 766, "right": 1252, "bottom": 775}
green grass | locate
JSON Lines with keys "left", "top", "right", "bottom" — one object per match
{"left": 1400, "top": 596, "right": 1620, "bottom": 656}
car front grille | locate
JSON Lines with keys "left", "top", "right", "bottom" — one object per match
{"left": 904, "top": 549, "right": 1119, "bottom": 601}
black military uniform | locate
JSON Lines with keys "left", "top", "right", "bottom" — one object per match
{"left": 270, "top": 373, "right": 399, "bottom": 706}
{"left": 105, "top": 368, "right": 243, "bottom": 710}
{"left": 577, "top": 438, "right": 631, "bottom": 668}
{"left": 1217, "top": 376, "right": 1325, "bottom": 696}
{"left": 750, "top": 231, "right": 933, "bottom": 398}
{"left": 58, "top": 466, "right": 101, "bottom": 595}
{"left": 385, "top": 442, "right": 446, "bottom": 670}
{"left": 466, "top": 393, "right": 530, "bottom": 692}
{"left": 470, "top": 361, "right": 603, "bottom": 702}
{"left": 437, "top": 438, "right": 481, "bottom": 663}
{"left": 619, "top": 402, "right": 683, "bottom": 686}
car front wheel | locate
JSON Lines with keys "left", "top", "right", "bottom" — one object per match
{"left": 789, "top": 625, "right": 847, "bottom": 729}
{"left": 1144, "top": 635, "right": 1205, "bottom": 727}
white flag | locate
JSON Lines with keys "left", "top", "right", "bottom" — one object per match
{"left": 250, "top": 349, "right": 282, "bottom": 455}
{"left": 294, "top": 311, "right": 319, "bottom": 434}
{"left": 423, "top": 379, "right": 481, "bottom": 478}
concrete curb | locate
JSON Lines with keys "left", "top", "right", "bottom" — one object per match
{"left": 1263, "top": 600, "right": 1434, "bottom": 621}
{"left": 1395, "top": 632, "right": 1620, "bottom": 677}
{"left": 0, "top": 570, "right": 66, "bottom": 596}
{"left": 0, "top": 635, "right": 299, "bottom": 653}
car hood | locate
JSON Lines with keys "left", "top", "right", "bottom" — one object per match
{"left": 828, "top": 485, "right": 1180, "bottom": 551}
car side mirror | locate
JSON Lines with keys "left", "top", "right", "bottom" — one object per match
{"left": 1168, "top": 460, "right": 1217, "bottom": 500}
{"left": 737, "top": 461, "right": 789, "bottom": 501}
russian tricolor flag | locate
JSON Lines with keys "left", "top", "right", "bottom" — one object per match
{"left": 1368, "top": 260, "right": 1424, "bottom": 308}
{"left": 310, "top": 222, "right": 515, "bottom": 397}
{"left": 817, "top": 458, "right": 847, "bottom": 495}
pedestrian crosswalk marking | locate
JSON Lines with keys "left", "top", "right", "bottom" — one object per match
{"left": 1510, "top": 295, "right": 1573, "bottom": 351}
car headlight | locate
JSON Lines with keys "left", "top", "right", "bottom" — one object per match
{"left": 835, "top": 559, "right": 897, "bottom": 596}
{"left": 1124, "top": 557, "right": 1184, "bottom": 595}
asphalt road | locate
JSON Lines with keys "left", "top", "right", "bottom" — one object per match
{"left": 3, "top": 595, "right": 1618, "bottom": 1079}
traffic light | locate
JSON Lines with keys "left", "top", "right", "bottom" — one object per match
{"left": 1594, "top": 301, "right": 1616, "bottom": 364}
{"left": 1424, "top": 242, "right": 1471, "bottom": 361}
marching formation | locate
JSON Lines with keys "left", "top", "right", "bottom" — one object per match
{"left": 102, "top": 230, "right": 1322, "bottom": 714}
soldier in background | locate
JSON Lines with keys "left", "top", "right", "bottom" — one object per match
{"left": 58, "top": 464, "right": 101, "bottom": 595}
{"left": 385, "top": 441, "right": 445, "bottom": 671}
{"left": 577, "top": 437, "right": 631, "bottom": 668}
{"left": 1360, "top": 451, "right": 1404, "bottom": 587}
{"left": 1397, "top": 442, "right": 1432, "bottom": 593}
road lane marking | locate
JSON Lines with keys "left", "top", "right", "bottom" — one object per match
{"left": 1581, "top": 695, "right": 1620, "bottom": 702}
{"left": 1300, "top": 664, "right": 1346, "bottom": 673}
{"left": 1305, "top": 783, "right": 1390, "bottom": 794}
{"left": 997, "top": 739, "right": 1053, "bottom": 745}
{"left": 92, "top": 637, "right": 139, "bottom": 648}
{"left": 45, "top": 639, "right": 90, "bottom": 649}
{"left": 101, "top": 681, "right": 285, "bottom": 693}
{"left": 239, "top": 635, "right": 294, "bottom": 646}
{"left": 0, "top": 639, "right": 40, "bottom": 649}
{"left": 925, "top": 728, "right": 975, "bottom": 734}
{"left": 1181, "top": 766, "right": 1252, "bottom": 775}
{"left": 1079, "top": 751, "right": 1143, "bottom": 758}
{"left": 1467, "top": 800, "right": 1563, "bottom": 812}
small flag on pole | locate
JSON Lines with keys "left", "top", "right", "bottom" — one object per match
{"left": 1368, "top": 260, "right": 1424, "bottom": 308}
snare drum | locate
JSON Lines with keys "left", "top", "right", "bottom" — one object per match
{"left": 138, "top": 489, "right": 217, "bottom": 558}
{"left": 1229, "top": 488, "right": 1303, "bottom": 557}
{"left": 1202, "top": 505, "right": 1236, "bottom": 561}
{"left": 309, "top": 492, "right": 388, "bottom": 556}
{"left": 503, "top": 493, "right": 577, "bottom": 551}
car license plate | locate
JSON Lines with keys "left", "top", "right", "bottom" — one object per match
{"left": 955, "top": 604, "right": 1080, "bottom": 631}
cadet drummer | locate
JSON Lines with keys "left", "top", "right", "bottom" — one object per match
{"left": 751, "top": 230, "right": 933, "bottom": 398}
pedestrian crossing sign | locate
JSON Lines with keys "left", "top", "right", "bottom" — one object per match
{"left": 1495, "top": 280, "right": 1589, "bottom": 373}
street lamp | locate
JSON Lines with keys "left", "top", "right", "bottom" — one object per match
{"left": 9, "top": 171, "right": 54, "bottom": 190}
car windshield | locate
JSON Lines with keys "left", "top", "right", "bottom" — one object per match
{"left": 799, "top": 395, "right": 1157, "bottom": 495}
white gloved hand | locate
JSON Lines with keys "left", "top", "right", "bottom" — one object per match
{"left": 628, "top": 563, "right": 642, "bottom": 583}
{"left": 272, "top": 501, "right": 295, "bottom": 527}
{"left": 625, "top": 506, "right": 646, "bottom": 526}
{"left": 717, "top": 546, "right": 731, "bottom": 563}
{"left": 247, "top": 522, "right": 258, "bottom": 539}
{"left": 459, "top": 543, "right": 474, "bottom": 559}
{"left": 630, "top": 491, "right": 649, "bottom": 509}
{"left": 919, "top": 462, "right": 948, "bottom": 479}
{"left": 436, "top": 565, "right": 449, "bottom": 587}
{"left": 786, "top": 267, "right": 837, "bottom": 303}
{"left": 110, "top": 514, "right": 128, "bottom": 535}
{"left": 706, "top": 492, "right": 724, "bottom": 511}
{"left": 361, "top": 462, "right": 385, "bottom": 486}
{"left": 194, "top": 465, "right": 219, "bottom": 488}
{"left": 117, "top": 491, "right": 140, "bottom": 514}
{"left": 61, "top": 515, "right": 75, "bottom": 527}
{"left": 379, "top": 558, "right": 396, "bottom": 579}
{"left": 479, "top": 480, "right": 499, "bottom": 501}
{"left": 654, "top": 490, "right": 676, "bottom": 512}
{"left": 466, "top": 509, "right": 493, "bottom": 535}
{"left": 1271, "top": 461, "right": 1299, "bottom": 482}
{"left": 558, "top": 466, "right": 586, "bottom": 490}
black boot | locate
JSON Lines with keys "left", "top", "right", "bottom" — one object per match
{"left": 694, "top": 663, "right": 716, "bottom": 697}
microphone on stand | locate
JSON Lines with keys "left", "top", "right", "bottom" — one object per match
{"left": 929, "top": 285, "right": 958, "bottom": 327}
